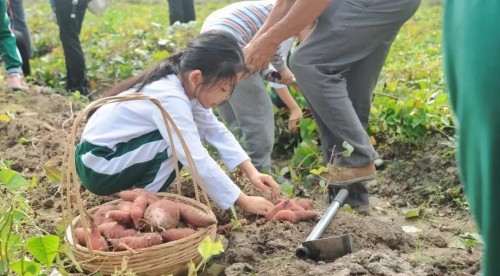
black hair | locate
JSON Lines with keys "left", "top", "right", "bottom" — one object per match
{"left": 104, "top": 30, "right": 248, "bottom": 97}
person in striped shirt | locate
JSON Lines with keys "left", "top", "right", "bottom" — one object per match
{"left": 75, "top": 31, "right": 280, "bottom": 215}
{"left": 201, "top": 0, "right": 307, "bottom": 173}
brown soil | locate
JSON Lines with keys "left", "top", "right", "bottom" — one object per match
{"left": 0, "top": 87, "right": 481, "bottom": 275}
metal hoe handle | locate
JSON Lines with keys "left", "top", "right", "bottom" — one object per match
{"left": 296, "top": 189, "right": 348, "bottom": 259}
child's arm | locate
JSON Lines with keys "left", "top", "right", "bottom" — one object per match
{"left": 274, "top": 86, "right": 303, "bottom": 134}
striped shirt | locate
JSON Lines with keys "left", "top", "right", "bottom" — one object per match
{"left": 201, "top": 0, "right": 292, "bottom": 71}
{"left": 202, "top": 1, "right": 273, "bottom": 47}
{"left": 75, "top": 75, "right": 248, "bottom": 209}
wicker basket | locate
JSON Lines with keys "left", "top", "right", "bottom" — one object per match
{"left": 61, "top": 94, "right": 217, "bottom": 275}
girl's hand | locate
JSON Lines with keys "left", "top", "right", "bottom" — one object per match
{"left": 288, "top": 108, "right": 303, "bottom": 134}
{"left": 236, "top": 193, "right": 274, "bottom": 216}
{"left": 249, "top": 173, "right": 281, "bottom": 199}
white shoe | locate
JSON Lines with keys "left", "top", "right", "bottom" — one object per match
{"left": 7, "top": 75, "right": 29, "bottom": 91}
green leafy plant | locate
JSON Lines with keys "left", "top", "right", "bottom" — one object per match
{"left": 0, "top": 162, "right": 78, "bottom": 275}
{"left": 187, "top": 236, "right": 224, "bottom": 276}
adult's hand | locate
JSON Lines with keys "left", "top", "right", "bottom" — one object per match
{"left": 244, "top": 38, "right": 278, "bottom": 73}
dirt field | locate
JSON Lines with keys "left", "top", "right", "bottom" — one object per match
{"left": 0, "top": 87, "right": 481, "bottom": 275}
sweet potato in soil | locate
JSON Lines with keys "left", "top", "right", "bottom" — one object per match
{"left": 217, "top": 219, "right": 248, "bottom": 234}
{"left": 264, "top": 198, "right": 317, "bottom": 223}
{"left": 143, "top": 199, "right": 180, "bottom": 231}
{"left": 264, "top": 200, "right": 289, "bottom": 221}
{"left": 177, "top": 202, "right": 217, "bottom": 227}
{"left": 271, "top": 209, "right": 318, "bottom": 223}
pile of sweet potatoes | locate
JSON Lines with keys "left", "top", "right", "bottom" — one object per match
{"left": 72, "top": 189, "right": 216, "bottom": 252}
{"left": 264, "top": 198, "right": 318, "bottom": 223}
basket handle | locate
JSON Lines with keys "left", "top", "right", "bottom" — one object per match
{"left": 62, "top": 93, "right": 211, "bottom": 254}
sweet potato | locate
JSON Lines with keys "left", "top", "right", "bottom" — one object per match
{"left": 294, "top": 199, "right": 313, "bottom": 210}
{"left": 98, "top": 222, "right": 138, "bottom": 239}
{"left": 109, "top": 232, "right": 162, "bottom": 251}
{"left": 116, "top": 201, "right": 132, "bottom": 212}
{"left": 265, "top": 199, "right": 289, "bottom": 221}
{"left": 286, "top": 200, "right": 306, "bottom": 211}
{"left": 143, "top": 199, "right": 180, "bottom": 231}
{"left": 106, "top": 210, "right": 132, "bottom": 226}
{"left": 177, "top": 202, "right": 216, "bottom": 227}
{"left": 77, "top": 209, "right": 108, "bottom": 251}
{"left": 92, "top": 204, "right": 117, "bottom": 225}
{"left": 131, "top": 194, "right": 149, "bottom": 230}
{"left": 217, "top": 219, "right": 248, "bottom": 234}
{"left": 73, "top": 227, "right": 87, "bottom": 246}
{"left": 271, "top": 210, "right": 297, "bottom": 223}
{"left": 294, "top": 210, "right": 318, "bottom": 221}
{"left": 271, "top": 210, "right": 318, "bottom": 223}
{"left": 160, "top": 228, "right": 197, "bottom": 242}
{"left": 118, "top": 188, "right": 160, "bottom": 204}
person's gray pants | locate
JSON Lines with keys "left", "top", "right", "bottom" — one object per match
{"left": 217, "top": 72, "right": 274, "bottom": 172}
{"left": 290, "top": 0, "right": 420, "bottom": 167}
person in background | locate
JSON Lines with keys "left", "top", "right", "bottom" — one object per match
{"left": 443, "top": 1, "right": 500, "bottom": 275}
{"left": 76, "top": 31, "right": 280, "bottom": 215}
{"left": 8, "top": 0, "right": 31, "bottom": 76}
{"left": 268, "top": 24, "right": 314, "bottom": 135}
{"left": 52, "top": 0, "right": 89, "bottom": 95}
{"left": 1, "top": 0, "right": 28, "bottom": 91}
{"left": 201, "top": 0, "right": 311, "bottom": 173}
{"left": 244, "top": 0, "right": 420, "bottom": 203}
{"left": 168, "top": 0, "right": 195, "bottom": 25}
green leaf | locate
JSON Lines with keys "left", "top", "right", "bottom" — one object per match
{"left": 448, "top": 238, "right": 466, "bottom": 249}
{"left": 206, "top": 263, "right": 226, "bottom": 276}
{"left": 187, "top": 261, "right": 197, "bottom": 276}
{"left": 280, "top": 183, "right": 294, "bottom": 197}
{"left": 401, "top": 207, "right": 421, "bottom": 219}
{"left": 310, "top": 166, "right": 328, "bottom": 176}
{"left": 60, "top": 244, "right": 83, "bottom": 272}
{"left": 0, "top": 168, "right": 30, "bottom": 190}
{"left": 10, "top": 260, "right": 41, "bottom": 276}
{"left": 386, "top": 80, "right": 398, "bottom": 92}
{"left": 0, "top": 114, "right": 11, "bottom": 123}
{"left": 342, "top": 204, "right": 356, "bottom": 214}
{"left": 342, "top": 141, "right": 354, "bottom": 157}
{"left": 26, "top": 235, "right": 60, "bottom": 266}
{"left": 319, "top": 179, "right": 326, "bottom": 188}
{"left": 461, "top": 232, "right": 483, "bottom": 244}
{"left": 42, "top": 165, "right": 62, "bottom": 185}
{"left": 463, "top": 238, "right": 478, "bottom": 248}
{"left": 229, "top": 205, "right": 238, "bottom": 221}
{"left": 198, "top": 236, "right": 224, "bottom": 260}
{"left": 18, "top": 137, "right": 31, "bottom": 145}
